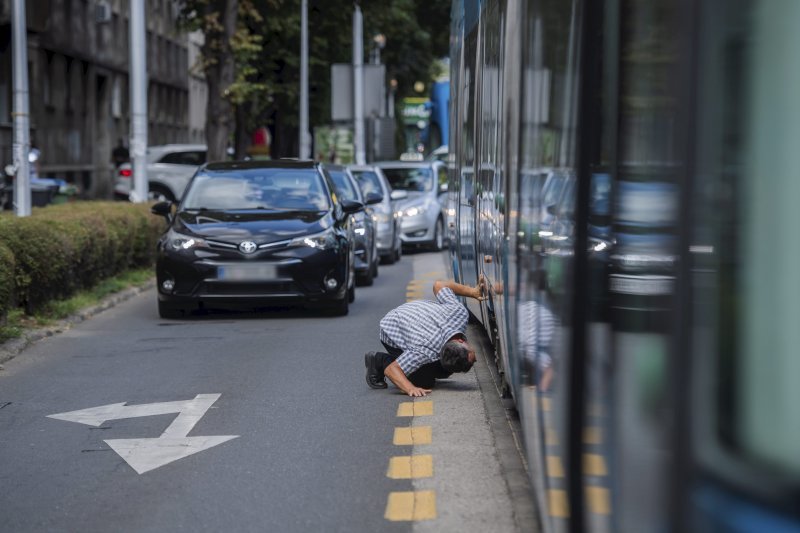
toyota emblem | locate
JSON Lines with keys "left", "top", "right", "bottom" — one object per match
{"left": 239, "top": 241, "right": 257, "bottom": 254}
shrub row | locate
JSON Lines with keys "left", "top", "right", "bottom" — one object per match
{"left": 0, "top": 202, "right": 165, "bottom": 320}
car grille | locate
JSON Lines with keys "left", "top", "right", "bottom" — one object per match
{"left": 202, "top": 281, "right": 302, "bottom": 295}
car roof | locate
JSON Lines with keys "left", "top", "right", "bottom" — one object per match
{"left": 320, "top": 163, "right": 349, "bottom": 172}
{"left": 374, "top": 161, "right": 440, "bottom": 168}
{"left": 347, "top": 164, "right": 383, "bottom": 172}
{"left": 202, "top": 159, "right": 319, "bottom": 172}
{"left": 148, "top": 144, "right": 207, "bottom": 153}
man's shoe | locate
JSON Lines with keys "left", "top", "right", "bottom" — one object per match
{"left": 365, "top": 351, "right": 388, "bottom": 389}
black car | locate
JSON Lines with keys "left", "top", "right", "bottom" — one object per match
{"left": 324, "top": 164, "right": 381, "bottom": 286}
{"left": 150, "top": 160, "right": 361, "bottom": 317}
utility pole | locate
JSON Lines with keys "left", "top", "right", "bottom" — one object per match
{"left": 299, "top": 0, "right": 310, "bottom": 159}
{"left": 129, "top": 0, "right": 148, "bottom": 202}
{"left": 352, "top": 4, "right": 365, "bottom": 165}
{"left": 11, "top": 0, "right": 30, "bottom": 216}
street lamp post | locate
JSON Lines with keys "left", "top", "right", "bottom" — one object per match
{"left": 11, "top": 0, "right": 31, "bottom": 216}
{"left": 299, "top": 0, "right": 310, "bottom": 159}
{"left": 129, "top": 0, "right": 148, "bottom": 203}
{"left": 352, "top": 5, "right": 366, "bottom": 165}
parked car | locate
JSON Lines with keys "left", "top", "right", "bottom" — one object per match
{"left": 376, "top": 160, "right": 448, "bottom": 250}
{"left": 115, "top": 144, "right": 207, "bottom": 202}
{"left": 348, "top": 164, "right": 404, "bottom": 264}
{"left": 150, "top": 160, "right": 360, "bottom": 318}
{"left": 324, "top": 164, "right": 380, "bottom": 286}
{"left": 426, "top": 145, "right": 449, "bottom": 163}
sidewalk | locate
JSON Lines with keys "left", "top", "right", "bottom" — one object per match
{"left": 395, "top": 251, "right": 538, "bottom": 532}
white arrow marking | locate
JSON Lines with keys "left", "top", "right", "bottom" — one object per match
{"left": 48, "top": 394, "right": 238, "bottom": 474}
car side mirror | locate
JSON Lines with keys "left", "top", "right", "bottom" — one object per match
{"left": 151, "top": 201, "right": 173, "bottom": 221}
{"left": 365, "top": 192, "right": 383, "bottom": 205}
{"left": 390, "top": 190, "right": 408, "bottom": 201}
{"left": 341, "top": 199, "right": 365, "bottom": 214}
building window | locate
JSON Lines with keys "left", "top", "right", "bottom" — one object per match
{"left": 112, "top": 75, "right": 122, "bottom": 118}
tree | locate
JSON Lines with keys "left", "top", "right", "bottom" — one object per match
{"left": 180, "top": 0, "right": 451, "bottom": 159}
{"left": 178, "top": 0, "right": 264, "bottom": 161}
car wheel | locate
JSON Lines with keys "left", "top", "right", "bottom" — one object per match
{"left": 357, "top": 264, "right": 374, "bottom": 286}
{"left": 432, "top": 219, "right": 444, "bottom": 251}
{"left": 149, "top": 184, "right": 175, "bottom": 203}
{"left": 394, "top": 240, "right": 402, "bottom": 262}
{"left": 371, "top": 257, "right": 379, "bottom": 279}
{"left": 158, "top": 300, "right": 184, "bottom": 319}
{"left": 348, "top": 280, "right": 356, "bottom": 302}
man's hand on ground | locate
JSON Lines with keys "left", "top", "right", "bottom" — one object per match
{"left": 407, "top": 387, "right": 432, "bottom": 397}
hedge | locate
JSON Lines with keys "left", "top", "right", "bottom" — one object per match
{"left": 0, "top": 202, "right": 165, "bottom": 319}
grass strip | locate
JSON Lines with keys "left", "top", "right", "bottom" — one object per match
{"left": 0, "top": 268, "right": 153, "bottom": 344}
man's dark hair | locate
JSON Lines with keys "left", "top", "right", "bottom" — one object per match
{"left": 440, "top": 340, "right": 472, "bottom": 373}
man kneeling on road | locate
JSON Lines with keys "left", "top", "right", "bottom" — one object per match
{"left": 365, "top": 278, "right": 487, "bottom": 397}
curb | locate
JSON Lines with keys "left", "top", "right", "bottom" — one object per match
{"left": 467, "top": 322, "right": 541, "bottom": 533}
{"left": 0, "top": 279, "right": 155, "bottom": 368}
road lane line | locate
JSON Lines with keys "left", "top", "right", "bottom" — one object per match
{"left": 546, "top": 455, "right": 565, "bottom": 478}
{"left": 586, "top": 487, "right": 611, "bottom": 515}
{"left": 583, "top": 427, "right": 602, "bottom": 444}
{"left": 385, "top": 491, "right": 437, "bottom": 521}
{"left": 393, "top": 426, "right": 432, "bottom": 445}
{"left": 397, "top": 401, "right": 433, "bottom": 417}
{"left": 583, "top": 453, "right": 608, "bottom": 476}
{"left": 548, "top": 489, "right": 570, "bottom": 518}
{"left": 387, "top": 455, "right": 434, "bottom": 479}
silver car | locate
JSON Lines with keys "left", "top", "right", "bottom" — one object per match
{"left": 114, "top": 144, "right": 207, "bottom": 202}
{"left": 348, "top": 165, "right": 404, "bottom": 263}
{"left": 376, "top": 160, "right": 448, "bottom": 251}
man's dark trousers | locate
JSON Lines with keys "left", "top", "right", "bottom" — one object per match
{"left": 376, "top": 342, "right": 452, "bottom": 388}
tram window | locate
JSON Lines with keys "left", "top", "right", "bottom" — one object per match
{"left": 728, "top": 0, "right": 800, "bottom": 476}
{"left": 694, "top": 0, "right": 800, "bottom": 481}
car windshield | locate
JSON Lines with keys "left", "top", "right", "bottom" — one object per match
{"left": 328, "top": 171, "right": 360, "bottom": 202}
{"left": 182, "top": 169, "right": 330, "bottom": 211}
{"left": 381, "top": 167, "right": 434, "bottom": 192}
{"left": 351, "top": 170, "right": 383, "bottom": 198}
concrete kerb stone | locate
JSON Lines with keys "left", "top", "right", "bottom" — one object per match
{"left": 467, "top": 321, "right": 541, "bottom": 533}
{"left": 0, "top": 279, "right": 155, "bottom": 367}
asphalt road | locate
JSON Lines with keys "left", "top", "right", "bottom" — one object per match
{"left": 0, "top": 251, "right": 531, "bottom": 533}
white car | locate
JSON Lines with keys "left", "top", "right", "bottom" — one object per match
{"left": 376, "top": 160, "right": 449, "bottom": 251}
{"left": 114, "top": 144, "right": 207, "bottom": 202}
{"left": 348, "top": 164, "right": 405, "bottom": 263}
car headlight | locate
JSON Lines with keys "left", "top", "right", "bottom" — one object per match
{"left": 403, "top": 204, "right": 427, "bottom": 217}
{"left": 291, "top": 228, "right": 337, "bottom": 250}
{"left": 374, "top": 212, "right": 391, "bottom": 224}
{"left": 168, "top": 230, "right": 206, "bottom": 251}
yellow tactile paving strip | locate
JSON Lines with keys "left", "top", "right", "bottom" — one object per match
{"left": 393, "top": 426, "right": 432, "bottom": 445}
{"left": 541, "top": 393, "right": 613, "bottom": 523}
{"left": 383, "top": 272, "right": 454, "bottom": 523}
{"left": 387, "top": 455, "right": 434, "bottom": 479}
{"left": 397, "top": 400, "right": 433, "bottom": 417}
{"left": 384, "top": 490, "right": 437, "bottom": 521}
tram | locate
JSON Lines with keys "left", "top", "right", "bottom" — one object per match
{"left": 446, "top": 0, "right": 800, "bottom": 532}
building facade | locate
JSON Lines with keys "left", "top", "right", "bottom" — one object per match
{"left": 0, "top": 0, "right": 197, "bottom": 198}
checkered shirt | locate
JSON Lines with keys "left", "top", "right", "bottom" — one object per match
{"left": 379, "top": 287, "right": 469, "bottom": 375}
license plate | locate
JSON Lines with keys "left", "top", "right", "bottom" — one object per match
{"left": 217, "top": 264, "right": 277, "bottom": 281}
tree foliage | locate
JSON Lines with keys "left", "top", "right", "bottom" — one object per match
{"left": 181, "top": 0, "right": 452, "bottom": 158}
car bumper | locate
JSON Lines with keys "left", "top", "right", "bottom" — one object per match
{"left": 399, "top": 215, "right": 435, "bottom": 244}
{"left": 156, "top": 247, "right": 349, "bottom": 307}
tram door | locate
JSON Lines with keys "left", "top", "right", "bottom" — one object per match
{"left": 456, "top": 17, "right": 480, "bottom": 316}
